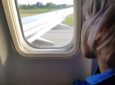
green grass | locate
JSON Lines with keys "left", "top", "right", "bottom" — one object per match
{"left": 62, "top": 14, "right": 74, "bottom": 26}
{"left": 19, "top": 8, "right": 56, "bottom": 17}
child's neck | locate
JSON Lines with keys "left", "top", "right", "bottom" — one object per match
{"left": 97, "top": 56, "right": 109, "bottom": 73}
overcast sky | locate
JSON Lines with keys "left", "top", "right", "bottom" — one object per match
{"left": 17, "top": 0, "right": 73, "bottom": 5}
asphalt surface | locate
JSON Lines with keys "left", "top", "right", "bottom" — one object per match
{"left": 31, "top": 24, "right": 73, "bottom": 48}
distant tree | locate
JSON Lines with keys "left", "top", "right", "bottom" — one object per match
{"left": 46, "top": 3, "right": 55, "bottom": 9}
{"left": 19, "top": 4, "right": 29, "bottom": 9}
{"left": 19, "top": 2, "right": 73, "bottom": 10}
{"left": 36, "top": 2, "right": 43, "bottom": 8}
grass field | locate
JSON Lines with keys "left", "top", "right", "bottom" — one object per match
{"left": 19, "top": 8, "right": 55, "bottom": 17}
{"left": 63, "top": 14, "right": 74, "bottom": 26}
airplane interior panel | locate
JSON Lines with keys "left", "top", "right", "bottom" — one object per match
{"left": 0, "top": 0, "right": 100, "bottom": 85}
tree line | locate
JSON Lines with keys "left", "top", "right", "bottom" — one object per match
{"left": 19, "top": 2, "right": 73, "bottom": 9}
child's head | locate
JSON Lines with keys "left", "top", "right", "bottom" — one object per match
{"left": 82, "top": 0, "right": 115, "bottom": 68}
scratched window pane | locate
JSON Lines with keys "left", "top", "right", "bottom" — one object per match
{"left": 17, "top": 0, "right": 74, "bottom": 48}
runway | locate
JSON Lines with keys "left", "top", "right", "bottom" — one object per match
{"left": 31, "top": 24, "right": 73, "bottom": 48}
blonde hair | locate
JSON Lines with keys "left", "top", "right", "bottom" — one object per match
{"left": 82, "top": 0, "right": 115, "bottom": 67}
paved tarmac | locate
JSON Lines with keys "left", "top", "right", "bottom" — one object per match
{"left": 31, "top": 24, "right": 73, "bottom": 48}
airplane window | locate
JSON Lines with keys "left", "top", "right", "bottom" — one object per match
{"left": 16, "top": 0, "right": 74, "bottom": 48}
